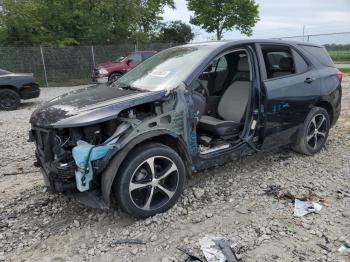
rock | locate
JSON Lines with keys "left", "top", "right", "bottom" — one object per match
{"left": 131, "top": 248, "right": 138, "bottom": 255}
{"left": 87, "top": 248, "right": 95, "bottom": 256}
{"left": 150, "top": 234, "right": 158, "bottom": 242}
{"left": 206, "top": 212, "right": 213, "bottom": 218}
{"left": 193, "top": 188, "right": 205, "bottom": 199}
{"left": 74, "top": 220, "right": 80, "bottom": 227}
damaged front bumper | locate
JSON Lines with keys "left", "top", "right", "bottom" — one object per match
{"left": 30, "top": 122, "right": 130, "bottom": 194}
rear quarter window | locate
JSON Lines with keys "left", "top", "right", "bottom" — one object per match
{"left": 299, "top": 45, "right": 335, "bottom": 68}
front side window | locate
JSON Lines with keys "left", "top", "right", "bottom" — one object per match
{"left": 261, "top": 45, "right": 296, "bottom": 79}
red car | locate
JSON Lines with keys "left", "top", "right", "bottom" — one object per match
{"left": 92, "top": 51, "right": 157, "bottom": 83}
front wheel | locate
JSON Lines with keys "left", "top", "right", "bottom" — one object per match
{"left": 114, "top": 143, "right": 186, "bottom": 218}
{"left": 108, "top": 73, "right": 122, "bottom": 82}
{"left": 293, "top": 107, "right": 330, "bottom": 155}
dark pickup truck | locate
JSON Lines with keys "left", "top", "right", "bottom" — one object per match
{"left": 0, "top": 69, "right": 40, "bottom": 110}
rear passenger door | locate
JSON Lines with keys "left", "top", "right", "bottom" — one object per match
{"left": 257, "top": 44, "right": 321, "bottom": 149}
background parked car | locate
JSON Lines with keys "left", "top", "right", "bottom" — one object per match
{"left": 91, "top": 51, "right": 157, "bottom": 83}
{"left": 0, "top": 69, "right": 40, "bottom": 110}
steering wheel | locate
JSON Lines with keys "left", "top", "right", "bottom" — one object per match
{"left": 192, "top": 79, "right": 210, "bottom": 101}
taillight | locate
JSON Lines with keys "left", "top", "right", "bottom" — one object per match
{"left": 336, "top": 71, "right": 343, "bottom": 82}
{"left": 22, "top": 83, "right": 32, "bottom": 89}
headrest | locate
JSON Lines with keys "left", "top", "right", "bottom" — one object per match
{"left": 237, "top": 56, "right": 249, "bottom": 72}
{"left": 279, "top": 57, "right": 294, "bottom": 71}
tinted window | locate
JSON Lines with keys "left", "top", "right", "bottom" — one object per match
{"left": 215, "top": 56, "right": 228, "bottom": 72}
{"left": 299, "top": 45, "right": 335, "bottom": 67}
{"left": 142, "top": 52, "right": 155, "bottom": 61}
{"left": 261, "top": 45, "right": 295, "bottom": 79}
{"left": 292, "top": 50, "right": 308, "bottom": 73}
{"left": 129, "top": 53, "right": 143, "bottom": 62}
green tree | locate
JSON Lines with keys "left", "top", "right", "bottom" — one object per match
{"left": 0, "top": 0, "right": 174, "bottom": 46}
{"left": 153, "top": 20, "right": 194, "bottom": 43}
{"left": 187, "top": 0, "right": 259, "bottom": 40}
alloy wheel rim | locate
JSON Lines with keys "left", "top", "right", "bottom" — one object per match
{"left": 0, "top": 93, "right": 16, "bottom": 109}
{"left": 129, "top": 156, "right": 179, "bottom": 211}
{"left": 306, "top": 114, "right": 327, "bottom": 150}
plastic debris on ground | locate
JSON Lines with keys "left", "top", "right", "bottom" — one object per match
{"left": 294, "top": 199, "right": 322, "bottom": 217}
{"left": 199, "top": 236, "right": 239, "bottom": 262}
{"left": 265, "top": 185, "right": 327, "bottom": 217}
{"left": 338, "top": 243, "right": 350, "bottom": 253}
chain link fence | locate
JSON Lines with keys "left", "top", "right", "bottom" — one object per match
{"left": 0, "top": 43, "right": 174, "bottom": 87}
{"left": 1, "top": 32, "right": 350, "bottom": 87}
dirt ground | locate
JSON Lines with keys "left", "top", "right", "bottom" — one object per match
{"left": 1, "top": 79, "right": 350, "bottom": 262}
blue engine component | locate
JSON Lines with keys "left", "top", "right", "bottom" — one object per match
{"left": 72, "top": 122, "right": 130, "bottom": 192}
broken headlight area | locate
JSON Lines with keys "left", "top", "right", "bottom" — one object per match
{"left": 31, "top": 119, "right": 131, "bottom": 193}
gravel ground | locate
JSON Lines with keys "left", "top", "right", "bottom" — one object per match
{"left": 0, "top": 79, "right": 350, "bottom": 262}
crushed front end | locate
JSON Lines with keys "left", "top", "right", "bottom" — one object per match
{"left": 29, "top": 119, "right": 128, "bottom": 193}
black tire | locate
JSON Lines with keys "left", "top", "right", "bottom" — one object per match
{"left": 293, "top": 107, "right": 330, "bottom": 155}
{"left": 108, "top": 73, "right": 122, "bottom": 82}
{"left": 0, "top": 89, "right": 20, "bottom": 111}
{"left": 114, "top": 143, "right": 186, "bottom": 218}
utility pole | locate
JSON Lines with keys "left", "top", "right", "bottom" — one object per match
{"left": 302, "top": 25, "right": 306, "bottom": 42}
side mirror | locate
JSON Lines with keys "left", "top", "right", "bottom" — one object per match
{"left": 116, "top": 56, "right": 125, "bottom": 62}
{"left": 126, "top": 59, "right": 133, "bottom": 65}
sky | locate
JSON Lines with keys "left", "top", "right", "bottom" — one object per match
{"left": 163, "top": 0, "right": 350, "bottom": 43}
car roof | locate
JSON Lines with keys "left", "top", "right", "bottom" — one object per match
{"left": 182, "top": 39, "right": 323, "bottom": 49}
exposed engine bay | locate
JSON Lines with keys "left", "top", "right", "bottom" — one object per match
{"left": 31, "top": 103, "right": 157, "bottom": 193}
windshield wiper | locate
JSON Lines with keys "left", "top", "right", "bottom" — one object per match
{"left": 110, "top": 82, "right": 145, "bottom": 91}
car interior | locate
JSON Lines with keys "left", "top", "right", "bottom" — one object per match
{"left": 261, "top": 45, "right": 296, "bottom": 79}
{"left": 190, "top": 49, "right": 252, "bottom": 154}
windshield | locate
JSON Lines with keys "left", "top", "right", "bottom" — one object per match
{"left": 115, "top": 46, "right": 213, "bottom": 91}
{"left": 0, "top": 69, "right": 11, "bottom": 75}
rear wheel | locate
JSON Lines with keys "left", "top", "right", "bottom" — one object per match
{"left": 0, "top": 89, "right": 20, "bottom": 111}
{"left": 114, "top": 143, "right": 186, "bottom": 218}
{"left": 294, "top": 107, "right": 330, "bottom": 155}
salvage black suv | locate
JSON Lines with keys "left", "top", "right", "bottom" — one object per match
{"left": 29, "top": 40, "right": 342, "bottom": 218}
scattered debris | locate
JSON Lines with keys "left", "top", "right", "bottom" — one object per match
{"left": 264, "top": 185, "right": 295, "bottom": 201}
{"left": 317, "top": 243, "right": 331, "bottom": 253}
{"left": 177, "top": 247, "right": 203, "bottom": 262}
{"left": 199, "top": 236, "right": 239, "bottom": 262}
{"left": 110, "top": 239, "right": 146, "bottom": 246}
{"left": 294, "top": 199, "right": 322, "bottom": 217}
{"left": 338, "top": 243, "right": 350, "bottom": 253}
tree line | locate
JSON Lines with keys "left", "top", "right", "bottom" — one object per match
{"left": 0, "top": 0, "right": 259, "bottom": 47}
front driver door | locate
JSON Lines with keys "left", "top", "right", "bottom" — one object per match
{"left": 257, "top": 44, "right": 322, "bottom": 149}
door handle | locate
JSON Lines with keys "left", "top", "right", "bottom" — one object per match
{"left": 304, "top": 77, "right": 315, "bottom": 84}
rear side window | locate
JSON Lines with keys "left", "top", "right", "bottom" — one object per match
{"left": 292, "top": 49, "right": 309, "bottom": 73}
{"left": 299, "top": 45, "right": 335, "bottom": 67}
{"left": 261, "top": 45, "right": 296, "bottom": 79}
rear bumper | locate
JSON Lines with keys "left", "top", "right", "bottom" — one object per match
{"left": 20, "top": 85, "right": 40, "bottom": 100}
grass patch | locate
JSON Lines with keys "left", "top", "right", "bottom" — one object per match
{"left": 329, "top": 50, "right": 350, "bottom": 64}
{"left": 338, "top": 68, "right": 350, "bottom": 73}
